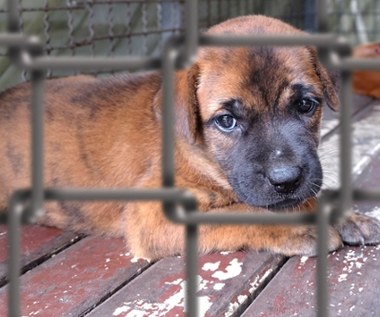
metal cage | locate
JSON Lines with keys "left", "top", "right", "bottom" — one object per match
{"left": 2, "top": 0, "right": 380, "bottom": 316}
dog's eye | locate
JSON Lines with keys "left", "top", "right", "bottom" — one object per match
{"left": 214, "top": 115, "right": 237, "bottom": 132}
{"left": 297, "top": 98, "right": 318, "bottom": 115}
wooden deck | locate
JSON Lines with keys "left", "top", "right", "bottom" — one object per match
{"left": 1, "top": 95, "right": 380, "bottom": 316}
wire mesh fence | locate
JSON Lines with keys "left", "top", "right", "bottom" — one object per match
{"left": 0, "top": 0, "right": 380, "bottom": 89}
{"left": 1, "top": 0, "right": 380, "bottom": 316}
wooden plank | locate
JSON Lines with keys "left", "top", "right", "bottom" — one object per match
{"left": 87, "top": 251, "right": 285, "bottom": 317}
{"left": 0, "top": 237, "right": 150, "bottom": 317}
{"left": 243, "top": 245, "right": 380, "bottom": 317}
{"left": 0, "top": 225, "right": 80, "bottom": 286}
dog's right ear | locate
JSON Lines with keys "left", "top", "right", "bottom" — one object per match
{"left": 307, "top": 47, "right": 340, "bottom": 112}
{"left": 154, "top": 64, "right": 202, "bottom": 144}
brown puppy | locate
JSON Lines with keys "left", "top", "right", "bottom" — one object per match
{"left": 1, "top": 15, "right": 380, "bottom": 260}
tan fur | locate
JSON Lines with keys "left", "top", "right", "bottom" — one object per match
{"left": 1, "top": 15, "right": 379, "bottom": 260}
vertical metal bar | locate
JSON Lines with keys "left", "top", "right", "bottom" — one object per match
{"left": 8, "top": 194, "right": 24, "bottom": 317}
{"left": 162, "top": 42, "right": 176, "bottom": 188}
{"left": 184, "top": 0, "right": 198, "bottom": 63}
{"left": 30, "top": 71, "right": 45, "bottom": 222}
{"left": 315, "top": 2, "right": 329, "bottom": 317}
{"left": 316, "top": 201, "right": 330, "bottom": 317}
{"left": 6, "top": 0, "right": 19, "bottom": 32}
{"left": 339, "top": 70, "right": 353, "bottom": 215}
{"left": 186, "top": 225, "right": 198, "bottom": 317}
{"left": 316, "top": 0, "right": 328, "bottom": 33}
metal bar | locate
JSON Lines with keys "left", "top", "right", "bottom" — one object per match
{"left": 184, "top": 0, "right": 198, "bottom": 63}
{"left": 29, "top": 71, "right": 45, "bottom": 222}
{"left": 8, "top": 192, "right": 28, "bottom": 317}
{"left": 0, "top": 33, "right": 29, "bottom": 46}
{"left": 162, "top": 40, "right": 177, "bottom": 188}
{"left": 185, "top": 225, "right": 198, "bottom": 317}
{"left": 6, "top": 0, "right": 19, "bottom": 32}
{"left": 200, "top": 33, "right": 339, "bottom": 47}
{"left": 316, "top": 0, "right": 328, "bottom": 33}
{"left": 353, "top": 189, "right": 380, "bottom": 201}
{"left": 45, "top": 188, "right": 185, "bottom": 201}
{"left": 21, "top": 55, "right": 162, "bottom": 71}
{"left": 316, "top": 200, "right": 331, "bottom": 317}
{"left": 338, "top": 70, "right": 353, "bottom": 217}
{"left": 338, "top": 58, "right": 380, "bottom": 70}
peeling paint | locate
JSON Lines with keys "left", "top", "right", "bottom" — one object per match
{"left": 202, "top": 261, "right": 221, "bottom": 272}
{"left": 212, "top": 258, "right": 243, "bottom": 280}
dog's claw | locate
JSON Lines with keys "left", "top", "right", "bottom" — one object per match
{"left": 335, "top": 212, "right": 380, "bottom": 246}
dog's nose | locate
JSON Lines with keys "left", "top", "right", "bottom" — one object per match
{"left": 268, "top": 165, "right": 302, "bottom": 194}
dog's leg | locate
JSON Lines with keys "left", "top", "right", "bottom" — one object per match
{"left": 125, "top": 202, "right": 380, "bottom": 260}
{"left": 125, "top": 201, "right": 341, "bottom": 259}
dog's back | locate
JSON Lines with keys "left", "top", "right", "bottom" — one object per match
{"left": 0, "top": 72, "right": 161, "bottom": 212}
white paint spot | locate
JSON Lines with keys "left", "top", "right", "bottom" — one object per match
{"left": 112, "top": 306, "right": 129, "bottom": 316}
{"left": 202, "top": 261, "right": 221, "bottom": 272}
{"left": 300, "top": 256, "right": 309, "bottom": 265}
{"left": 212, "top": 258, "right": 243, "bottom": 280}
{"left": 249, "top": 269, "right": 274, "bottom": 293}
{"left": 198, "top": 296, "right": 213, "bottom": 316}
{"left": 338, "top": 274, "right": 348, "bottom": 282}
{"left": 237, "top": 295, "right": 248, "bottom": 304}
{"left": 213, "top": 283, "right": 225, "bottom": 291}
{"left": 165, "top": 278, "right": 183, "bottom": 286}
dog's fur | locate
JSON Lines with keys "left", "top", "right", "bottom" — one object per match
{"left": 1, "top": 15, "right": 380, "bottom": 259}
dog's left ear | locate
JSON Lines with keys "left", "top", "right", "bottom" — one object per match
{"left": 308, "top": 47, "right": 340, "bottom": 111}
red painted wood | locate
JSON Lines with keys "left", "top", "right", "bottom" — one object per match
{"left": 0, "top": 225, "right": 79, "bottom": 285}
{"left": 0, "top": 236, "right": 150, "bottom": 316}
{"left": 87, "top": 251, "right": 285, "bottom": 317}
{"left": 243, "top": 246, "right": 380, "bottom": 317}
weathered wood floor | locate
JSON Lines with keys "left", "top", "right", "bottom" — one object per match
{"left": 0, "top": 95, "right": 380, "bottom": 316}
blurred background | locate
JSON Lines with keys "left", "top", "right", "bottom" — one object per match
{"left": 0, "top": 0, "right": 379, "bottom": 90}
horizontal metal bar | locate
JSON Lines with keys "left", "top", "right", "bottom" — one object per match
{"left": 0, "top": 33, "right": 41, "bottom": 48}
{"left": 21, "top": 55, "right": 162, "bottom": 71}
{"left": 200, "top": 33, "right": 343, "bottom": 47}
{"left": 44, "top": 188, "right": 186, "bottom": 201}
{"left": 353, "top": 190, "right": 380, "bottom": 202}
{"left": 5, "top": 188, "right": 379, "bottom": 226}
{"left": 337, "top": 57, "right": 380, "bottom": 70}
{"left": 178, "top": 211, "right": 316, "bottom": 225}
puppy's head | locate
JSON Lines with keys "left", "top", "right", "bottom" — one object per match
{"left": 175, "top": 15, "right": 339, "bottom": 209}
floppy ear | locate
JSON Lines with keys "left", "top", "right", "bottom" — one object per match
{"left": 173, "top": 64, "right": 203, "bottom": 144}
{"left": 308, "top": 47, "right": 340, "bottom": 112}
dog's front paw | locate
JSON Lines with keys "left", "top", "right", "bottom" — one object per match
{"left": 335, "top": 212, "right": 380, "bottom": 246}
{"left": 276, "top": 225, "right": 342, "bottom": 257}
